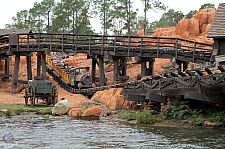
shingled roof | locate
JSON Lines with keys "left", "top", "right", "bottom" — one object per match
{"left": 208, "top": 3, "right": 225, "bottom": 38}
{"left": 0, "top": 29, "right": 32, "bottom": 36}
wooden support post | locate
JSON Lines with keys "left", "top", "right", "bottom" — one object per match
{"left": 37, "top": 53, "right": 42, "bottom": 77}
{"left": 91, "top": 58, "right": 97, "bottom": 82}
{"left": 99, "top": 57, "right": 105, "bottom": 86}
{"left": 122, "top": 58, "right": 127, "bottom": 76}
{"left": 42, "top": 53, "right": 46, "bottom": 80}
{"left": 113, "top": 58, "right": 118, "bottom": 81}
{"left": 141, "top": 61, "right": 146, "bottom": 76}
{"left": 183, "top": 62, "right": 188, "bottom": 72}
{"left": 12, "top": 54, "right": 20, "bottom": 92}
{"left": 26, "top": 55, "right": 32, "bottom": 80}
{"left": 141, "top": 58, "right": 154, "bottom": 76}
{"left": 4, "top": 59, "right": 9, "bottom": 80}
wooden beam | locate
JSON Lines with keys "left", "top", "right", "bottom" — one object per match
{"left": 12, "top": 54, "right": 20, "bottom": 90}
{"left": 99, "top": 57, "right": 105, "bottom": 86}
{"left": 184, "top": 92, "right": 224, "bottom": 104}
{"left": 42, "top": 53, "right": 46, "bottom": 80}
{"left": 0, "top": 74, "right": 12, "bottom": 77}
{"left": 145, "top": 93, "right": 167, "bottom": 104}
{"left": 125, "top": 94, "right": 147, "bottom": 102}
{"left": 26, "top": 56, "right": 32, "bottom": 80}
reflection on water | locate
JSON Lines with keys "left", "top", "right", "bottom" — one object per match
{"left": 0, "top": 115, "right": 224, "bottom": 149}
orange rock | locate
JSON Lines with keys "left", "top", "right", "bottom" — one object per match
{"left": 68, "top": 107, "right": 83, "bottom": 117}
{"left": 82, "top": 106, "right": 102, "bottom": 117}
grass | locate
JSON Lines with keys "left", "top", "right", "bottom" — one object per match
{"left": 0, "top": 105, "right": 52, "bottom": 116}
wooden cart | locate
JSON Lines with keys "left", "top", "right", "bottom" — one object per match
{"left": 24, "top": 80, "right": 58, "bottom": 107}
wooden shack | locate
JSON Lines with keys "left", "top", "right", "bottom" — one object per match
{"left": 207, "top": 3, "right": 225, "bottom": 61}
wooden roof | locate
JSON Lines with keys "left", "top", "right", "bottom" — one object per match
{"left": 0, "top": 29, "right": 32, "bottom": 36}
{"left": 208, "top": 3, "right": 225, "bottom": 38}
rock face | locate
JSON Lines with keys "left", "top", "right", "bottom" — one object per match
{"left": 82, "top": 106, "right": 102, "bottom": 117}
{"left": 150, "top": 8, "right": 215, "bottom": 44}
{"left": 91, "top": 88, "right": 138, "bottom": 110}
{"left": 68, "top": 107, "right": 83, "bottom": 117}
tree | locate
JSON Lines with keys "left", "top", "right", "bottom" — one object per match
{"left": 93, "top": 0, "right": 115, "bottom": 35}
{"left": 148, "top": 9, "right": 184, "bottom": 32}
{"left": 112, "top": 0, "right": 138, "bottom": 35}
{"left": 140, "top": 0, "right": 166, "bottom": 35}
{"left": 5, "top": 0, "right": 55, "bottom": 33}
{"left": 199, "top": 3, "right": 216, "bottom": 11}
{"left": 185, "top": 10, "right": 197, "bottom": 18}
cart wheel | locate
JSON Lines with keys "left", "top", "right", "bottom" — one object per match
{"left": 52, "top": 85, "right": 58, "bottom": 106}
{"left": 31, "top": 86, "right": 35, "bottom": 107}
{"left": 24, "top": 88, "right": 28, "bottom": 105}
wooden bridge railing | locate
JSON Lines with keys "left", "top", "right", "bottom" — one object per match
{"left": 0, "top": 33, "right": 214, "bottom": 62}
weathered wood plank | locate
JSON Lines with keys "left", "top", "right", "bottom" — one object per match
{"left": 184, "top": 92, "right": 224, "bottom": 104}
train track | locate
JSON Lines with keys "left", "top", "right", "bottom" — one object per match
{"left": 46, "top": 62, "right": 225, "bottom": 103}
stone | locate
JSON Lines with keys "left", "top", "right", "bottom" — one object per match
{"left": 82, "top": 106, "right": 102, "bottom": 117}
{"left": 68, "top": 107, "right": 83, "bottom": 117}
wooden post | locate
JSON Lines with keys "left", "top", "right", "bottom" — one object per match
{"left": 113, "top": 58, "right": 118, "bottom": 81}
{"left": 42, "top": 53, "right": 46, "bottom": 80}
{"left": 26, "top": 55, "right": 32, "bottom": 80}
{"left": 122, "top": 58, "right": 127, "bottom": 76}
{"left": 12, "top": 54, "right": 20, "bottom": 92}
{"left": 4, "top": 59, "right": 9, "bottom": 80}
{"left": 37, "top": 53, "right": 42, "bottom": 77}
{"left": 91, "top": 58, "right": 97, "bottom": 82}
{"left": 141, "top": 61, "right": 146, "bottom": 76}
{"left": 99, "top": 57, "right": 105, "bottom": 86}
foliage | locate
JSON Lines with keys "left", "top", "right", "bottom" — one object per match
{"left": 208, "top": 111, "right": 225, "bottom": 126}
{"left": 148, "top": 9, "right": 184, "bottom": 31}
{"left": 121, "top": 113, "right": 137, "bottom": 121}
{"left": 185, "top": 10, "right": 197, "bottom": 18}
{"left": 139, "top": 0, "right": 166, "bottom": 35}
{"left": 165, "top": 100, "right": 191, "bottom": 120}
{"left": 0, "top": 105, "right": 52, "bottom": 116}
{"left": 192, "top": 116, "right": 205, "bottom": 126}
{"left": 199, "top": 3, "right": 216, "bottom": 11}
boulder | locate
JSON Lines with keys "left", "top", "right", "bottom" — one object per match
{"left": 82, "top": 106, "right": 102, "bottom": 117}
{"left": 91, "top": 88, "right": 126, "bottom": 110}
{"left": 68, "top": 107, "right": 83, "bottom": 117}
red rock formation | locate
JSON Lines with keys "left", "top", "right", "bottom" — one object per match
{"left": 148, "top": 8, "right": 216, "bottom": 44}
{"left": 82, "top": 106, "right": 102, "bottom": 117}
{"left": 68, "top": 107, "right": 83, "bottom": 117}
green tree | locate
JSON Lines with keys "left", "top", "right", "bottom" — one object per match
{"left": 149, "top": 9, "right": 184, "bottom": 31}
{"left": 199, "top": 3, "right": 216, "bottom": 11}
{"left": 5, "top": 0, "right": 55, "bottom": 33}
{"left": 185, "top": 10, "right": 197, "bottom": 18}
{"left": 112, "top": 0, "right": 138, "bottom": 35}
{"left": 93, "top": 0, "right": 115, "bottom": 35}
{"left": 140, "top": 0, "right": 166, "bottom": 35}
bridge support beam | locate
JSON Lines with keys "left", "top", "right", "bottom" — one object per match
{"left": 12, "top": 54, "right": 20, "bottom": 93}
{"left": 26, "top": 55, "right": 32, "bottom": 80}
{"left": 89, "top": 55, "right": 106, "bottom": 87}
{"left": 140, "top": 58, "right": 155, "bottom": 76}
{"left": 113, "top": 57, "right": 129, "bottom": 81}
{"left": 37, "top": 52, "right": 42, "bottom": 77}
{"left": 3, "top": 59, "right": 10, "bottom": 81}
{"left": 35, "top": 52, "right": 47, "bottom": 80}
{"left": 99, "top": 57, "right": 105, "bottom": 86}
{"left": 176, "top": 60, "right": 188, "bottom": 72}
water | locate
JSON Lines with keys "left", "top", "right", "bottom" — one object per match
{"left": 0, "top": 115, "right": 224, "bottom": 149}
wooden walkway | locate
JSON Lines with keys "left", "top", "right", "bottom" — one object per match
{"left": 0, "top": 33, "right": 213, "bottom": 63}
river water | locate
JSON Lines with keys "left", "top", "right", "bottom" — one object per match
{"left": 0, "top": 115, "right": 224, "bottom": 149}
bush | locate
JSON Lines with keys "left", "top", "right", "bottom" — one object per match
{"left": 121, "top": 113, "right": 136, "bottom": 121}
{"left": 192, "top": 116, "right": 205, "bottom": 126}
{"left": 165, "top": 101, "right": 191, "bottom": 120}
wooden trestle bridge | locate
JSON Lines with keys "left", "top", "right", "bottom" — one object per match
{"left": 0, "top": 32, "right": 224, "bottom": 105}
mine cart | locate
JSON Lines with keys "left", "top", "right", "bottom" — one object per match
{"left": 24, "top": 80, "right": 58, "bottom": 107}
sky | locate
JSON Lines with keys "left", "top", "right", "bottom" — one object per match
{"left": 0, "top": 0, "right": 223, "bottom": 32}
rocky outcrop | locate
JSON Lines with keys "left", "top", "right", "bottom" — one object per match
{"left": 149, "top": 8, "right": 216, "bottom": 44}
{"left": 82, "top": 106, "right": 102, "bottom": 117}
{"left": 68, "top": 107, "right": 83, "bottom": 117}
{"left": 91, "top": 88, "right": 138, "bottom": 110}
